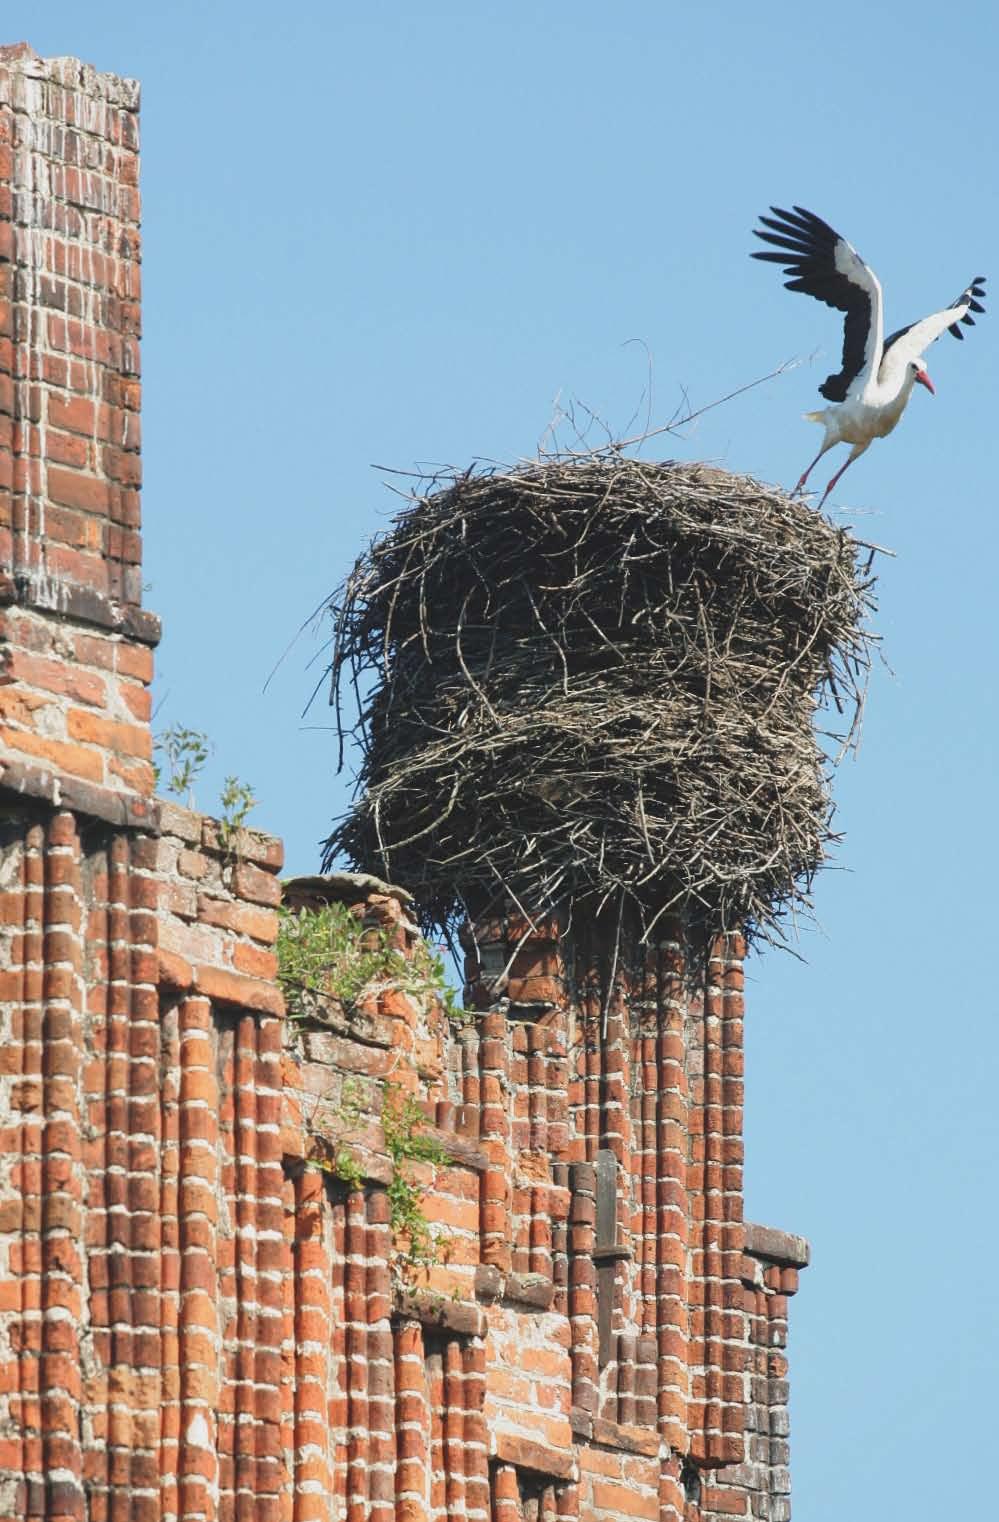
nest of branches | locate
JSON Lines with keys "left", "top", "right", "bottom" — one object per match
{"left": 322, "top": 456, "right": 878, "bottom": 949}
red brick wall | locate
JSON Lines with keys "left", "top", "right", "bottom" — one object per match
{"left": 0, "top": 43, "right": 809, "bottom": 1522}
{"left": 0, "top": 42, "right": 154, "bottom": 833}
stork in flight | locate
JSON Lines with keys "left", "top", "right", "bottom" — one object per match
{"left": 751, "top": 205, "right": 985, "bottom": 504}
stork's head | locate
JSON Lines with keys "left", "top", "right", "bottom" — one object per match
{"left": 912, "top": 361, "right": 935, "bottom": 395}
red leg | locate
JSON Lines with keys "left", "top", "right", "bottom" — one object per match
{"left": 794, "top": 440, "right": 835, "bottom": 496}
{"left": 817, "top": 442, "right": 870, "bottom": 508}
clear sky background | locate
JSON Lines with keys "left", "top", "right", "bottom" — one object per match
{"left": 9, "top": 3, "right": 998, "bottom": 1516}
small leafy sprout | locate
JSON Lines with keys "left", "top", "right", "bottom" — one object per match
{"left": 218, "top": 775, "right": 258, "bottom": 861}
{"left": 153, "top": 724, "right": 211, "bottom": 807}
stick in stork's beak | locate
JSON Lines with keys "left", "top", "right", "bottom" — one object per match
{"left": 916, "top": 367, "right": 935, "bottom": 394}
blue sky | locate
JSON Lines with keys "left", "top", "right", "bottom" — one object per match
{"left": 11, "top": 3, "right": 999, "bottom": 1516}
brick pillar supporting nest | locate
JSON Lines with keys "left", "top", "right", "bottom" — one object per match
{"left": 461, "top": 908, "right": 804, "bottom": 1522}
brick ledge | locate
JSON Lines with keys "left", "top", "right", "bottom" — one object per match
{"left": 0, "top": 754, "right": 158, "bottom": 830}
{"left": 743, "top": 1221, "right": 810, "bottom": 1267}
{"left": 0, "top": 571, "right": 161, "bottom": 647}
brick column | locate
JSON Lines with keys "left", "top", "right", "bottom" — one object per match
{"left": 0, "top": 42, "right": 156, "bottom": 829}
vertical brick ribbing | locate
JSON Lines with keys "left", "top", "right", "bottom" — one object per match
{"left": 255, "top": 1016, "right": 285, "bottom": 1522}
{"left": 41, "top": 813, "right": 86, "bottom": 1522}
{"left": 122, "top": 834, "right": 162, "bottom": 1520}
{"left": 104, "top": 834, "right": 133, "bottom": 1516}
{"left": 443, "top": 1339, "right": 465, "bottom": 1520}
{"left": 554, "top": 1482, "right": 579, "bottom": 1521}
{"left": 13, "top": 823, "right": 45, "bottom": 1520}
{"left": 551, "top": 1160, "right": 570, "bottom": 1319}
{"left": 719, "top": 934, "right": 746, "bottom": 1463}
{"left": 478, "top": 1010, "right": 511, "bottom": 1272}
{"left": 159, "top": 998, "right": 182, "bottom": 1522}
{"left": 510, "top": 1024, "right": 530, "bottom": 1274}
{"left": 568, "top": 1162, "right": 597, "bottom": 1418}
{"left": 427, "top": 1342, "right": 444, "bottom": 1520}
{"left": 233, "top": 1014, "right": 259, "bottom": 1521}
{"left": 344, "top": 1189, "right": 369, "bottom": 1522}
{"left": 581, "top": 980, "right": 600, "bottom": 1166}
{"left": 395, "top": 1320, "right": 428, "bottom": 1522}
{"left": 291, "top": 1168, "right": 333, "bottom": 1522}
{"left": 491, "top": 1463, "right": 519, "bottom": 1522}
{"left": 177, "top": 995, "right": 219, "bottom": 1522}
{"left": 365, "top": 1191, "right": 394, "bottom": 1522}
{"left": 659, "top": 1455, "right": 685, "bottom": 1522}
{"left": 330, "top": 1194, "right": 347, "bottom": 1512}
{"left": 688, "top": 935, "right": 746, "bottom": 1467}
{"left": 655, "top": 930, "right": 689, "bottom": 1456}
{"left": 460, "top": 1028, "right": 480, "bottom": 1135}
{"left": 526, "top": 1024, "right": 547, "bottom": 1154}
{"left": 278, "top": 1172, "right": 296, "bottom": 1522}
{"left": 602, "top": 977, "right": 630, "bottom": 1424}
{"left": 464, "top": 1340, "right": 489, "bottom": 1522}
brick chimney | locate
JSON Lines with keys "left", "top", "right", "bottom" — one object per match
{"left": 0, "top": 42, "right": 156, "bottom": 827}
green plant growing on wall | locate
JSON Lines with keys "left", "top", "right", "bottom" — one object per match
{"left": 276, "top": 901, "right": 408, "bottom": 1018}
{"left": 381, "top": 1086, "right": 449, "bottom": 1275}
{"left": 298, "top": 1082, "right": 447, "bottom": 1282}
{"left": 153, "top": 724, "right": 211, "bottom": 806}
{"left": 218, "top": 775, "right": 258, "bottom": 860}
{"left": 278, "top": 904, "right": 463, "bottom": 1282}
{"left": 318, "top": 1077, "right": 366, "bottom": 1192}
{"left": 276, "top": 901, "right": 470, "bottom": 1026}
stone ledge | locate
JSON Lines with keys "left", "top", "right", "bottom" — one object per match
{"left": 474, "top": 1265, "right": 557, "bottom": 1310}
{"left": 743, "top": 1221, "right": 810, "bottom": 1268}
{"left": 0, "top": 571, "right": 161, "bottom": 646}
{"left": 393, "top": 1288, "right": 485, "bottom": 1338}
{"left": 494, "top": 1430, "right": 576, "bottom": 1482}
{"left": 572, "top": 1407, "right": 662, "bottom": 1456}
{"left": 193, "top": 963, "right": 284, "bottom": 1017}
{"left": 503, "top": 1273, "right": 555, "bottom": 1311}
{"left": 591, "top": 1414, "right": 662, "bottom": 1458}
{"left": 0, "top": 754, "right": 158, "bottom": 831}
{"left": 283, "top": 871, "right": 414, "bottom": 911}
{"left": 433, "top": 1129, "right": 489, "bottom": 1173}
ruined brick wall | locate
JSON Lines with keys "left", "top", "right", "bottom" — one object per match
{"left": 0, "top": 42, "right": 151, "bottom": 829}
{"left": 0, "top": 43, "right": 810, "bottom": 1522}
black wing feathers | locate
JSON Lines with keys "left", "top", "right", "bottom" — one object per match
{"left": 882, "top": 277, "right": 987, "bottom": 356}
{"left": 947, "top": 277, "right": 986, "bottom": 340}
{"left": 751, "top": 205, "right": 874, "bottom": 402}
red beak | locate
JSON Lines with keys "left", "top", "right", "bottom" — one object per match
{"left": 916, "top": 368, "right": 935, "bottom": 395}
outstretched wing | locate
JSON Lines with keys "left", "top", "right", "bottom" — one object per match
{"left": 880, "top": 277, "right": 986, "bottom": 376}
{"left": 751, "top": 205, "right": 883, "bottom": 402}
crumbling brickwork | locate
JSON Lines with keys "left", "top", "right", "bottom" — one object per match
{"left": 0, "top": 43, "right": 809, "bottom": 1522}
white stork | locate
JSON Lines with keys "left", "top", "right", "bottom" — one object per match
{"left": 752, "top": 206, "right": 985, "bottom": 504}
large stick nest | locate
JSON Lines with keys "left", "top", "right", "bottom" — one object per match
{"left": 321, "top": 456, "right": 878, "bottom": 948}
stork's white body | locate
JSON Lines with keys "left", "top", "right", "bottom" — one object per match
{"left": 808, "top": 371, "right": 918, "bottom": 444}
{"left": 751, "top": 206, "right": 985, "bottom": 503}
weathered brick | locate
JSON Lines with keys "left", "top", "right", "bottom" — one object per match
{"left": 66, "top": 706, "right": 150, "bottom": 758}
